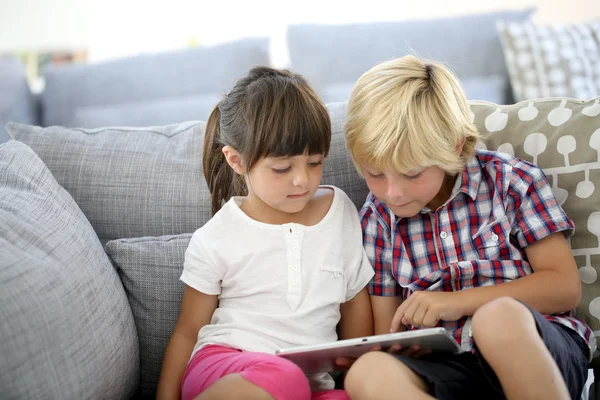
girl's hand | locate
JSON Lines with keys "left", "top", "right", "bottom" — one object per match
{"left": 390, "top": 291, "right": 465, "bottom": 332}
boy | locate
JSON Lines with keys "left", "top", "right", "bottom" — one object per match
{"left": 342, "top": 55, "right": 595, "bottom": 400}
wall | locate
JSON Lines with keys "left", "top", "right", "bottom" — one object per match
{"left": 1, "top": 0, "right": 599, "bottom": 66}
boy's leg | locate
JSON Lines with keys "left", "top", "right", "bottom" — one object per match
{"left": 182, "top": 344, "right": 311, "bottom": 400}
{"left": 345, "top": 345, "right": 506, "bottom": 399}
{"left": 472, "top": 297, "right": 589, "bottom": 400}
{"left": 344, "top": 351, "right": 434, "bottom": 400}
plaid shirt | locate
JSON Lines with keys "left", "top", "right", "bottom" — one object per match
{"left": 361, "top": 150, "right": 595, "bottom": 359}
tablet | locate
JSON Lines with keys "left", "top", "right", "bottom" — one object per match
{"left": 275, "top": 327, "right": 461, "bottom": 373}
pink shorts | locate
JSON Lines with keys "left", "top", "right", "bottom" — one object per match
{"left": 181, "top": 344, "right": 349, "bottom": 400}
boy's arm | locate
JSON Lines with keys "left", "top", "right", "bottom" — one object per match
{"left": 156, "top": 285, "right": 218, "bottom": 400}
{"left": 339, "top": 287, "right": 374, "bottom": 339}
{"left": 457, "top": 231, "right": 580, "bottom": 316}
{"left": 391, "top": 232, "right": 581, "bottom": 330}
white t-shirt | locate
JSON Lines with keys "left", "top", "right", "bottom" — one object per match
{"left": 181, "top": 185, "right": 374, "bottom": 389}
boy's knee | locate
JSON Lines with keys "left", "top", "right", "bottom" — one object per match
{"left": 472, "top": 297, "right": 536, "bottom": 346}
{"left": 345, "top": 352, "right": 422, "bottom": 399}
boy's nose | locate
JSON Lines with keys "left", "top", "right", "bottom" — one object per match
{"left": 386, "top": 182, "right": 405, "bottom": 200}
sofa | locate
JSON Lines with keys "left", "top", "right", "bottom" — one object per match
{"left": 2, "top": 96, "right": 600, "bottom": 399}
{"left": 2, "top": 7, "right": 600, "bottom": 400}
{"left": 0, "top": 8, "right": 540, "bottom": 145}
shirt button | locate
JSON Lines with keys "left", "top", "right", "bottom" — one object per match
{"left": 292, "top": 247, "right": 299, "bottom": 253}
{"left": 491, "top": 234, "right": 499, "bottom": 242}
{"left": 334, "top": 272, "right": 341, "bottom": 278}
{"left": 293, "top": 265, "right": 299, "bottom": 271}
{"left": 292, "top": 280, "right": 298, "bottom": 286}
{"left": 440, "top": 231, "right": 448, "bottom": 239}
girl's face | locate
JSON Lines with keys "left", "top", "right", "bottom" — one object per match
{"left": 361, "top": 164, "right": 453, "bottom": 217}
{"left": 244, "top": 153, "right": 325, "bottom": 218}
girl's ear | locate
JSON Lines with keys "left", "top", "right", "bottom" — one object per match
{"left": 222, "top": 145, "right": 245, "bottom": 175}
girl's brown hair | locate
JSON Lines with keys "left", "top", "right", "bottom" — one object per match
{"left": 203, "top": 66, "right": 331, "bottom": 215}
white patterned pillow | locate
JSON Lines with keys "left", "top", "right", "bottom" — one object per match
{"left": 496, "top": 19, "right": 600, "bottom": 102}
{"left": 470, "top": 97, "right": 600, "bottom": 352}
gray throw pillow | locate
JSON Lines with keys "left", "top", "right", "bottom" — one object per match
{"left": 7, "top": 121, "right": 210, "bottom": 242}
{"left": 105, "top": 234, "right": 191, "bottom": 398}
{"left": 0, "top": 141, "right": 139, "bottom": 399}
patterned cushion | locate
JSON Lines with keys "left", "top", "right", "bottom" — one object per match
{"left": 496, "top": 19, "right": 600, "bottom": 102}
{"left": 0, "top": 141, "right": 139, "bottom": 398}
{"left": 105, "top": 234, "right": 191, "bottom": 398}
{"left": 470, "top": 97, "right": 600, "bottom": 353}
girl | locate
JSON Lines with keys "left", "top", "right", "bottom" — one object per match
{"left": 156, "top": 67, "right": 374, "bottom": 400}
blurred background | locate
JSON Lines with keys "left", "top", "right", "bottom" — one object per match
{"left": 0, "top": 0, "right": 599, "bottom": 142}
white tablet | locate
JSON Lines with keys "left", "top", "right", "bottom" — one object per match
{"left": 275, "top": 327, "right": 462, "bottom": 374}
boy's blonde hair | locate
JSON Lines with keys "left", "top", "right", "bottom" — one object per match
{"left": 345, "top": 55, "right": 480, "bottom": 176}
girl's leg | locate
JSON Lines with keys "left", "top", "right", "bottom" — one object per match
{"left": 471, "top": 297, "right": 574, "bottom": 400}
{"left": 182, "top": 344, "right": 311, "bottom": 400}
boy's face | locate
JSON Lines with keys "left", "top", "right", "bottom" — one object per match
{"left": 360, "top": 164, "right": 450, "bottom": 217}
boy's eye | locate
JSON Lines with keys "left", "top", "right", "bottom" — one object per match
{"left": 367, "top": 172, "right": 384, "bottom": 179}
{"left": 404, "top": 173, "right": 422, "bottom": 180}
{"left": 309, "top": 161, "right": 323, "bottom": 167}
{"left": 273, "top": 167, "right": 291, "bottom": 174}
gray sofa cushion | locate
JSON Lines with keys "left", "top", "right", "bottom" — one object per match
{"left": 322, "top": 102, "right": 369, "bottom": 208}
{"left": 0, "top": 57, "right": 37, "bottom": 143}
{"left": 7, "top": 103, "right": 368, "bottom": 243}
{"left": 105, "top": 234, "right": 191, "bottom": 398}
{"left": 287, "top": 8, "right": 535, "bottom": 104}
{"left": 0, "top": 141, "right": 139, "bottom": 399}
{"left": 41, "top": 38, "right": 270, "bottom": 127}
{"left": 7, "top": 121, "right": 210, "bottom": 242}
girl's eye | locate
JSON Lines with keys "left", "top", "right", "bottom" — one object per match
{"left": 309, "top": 161, "right": 323, "bottom": 167}
{"left": 367, "top": 172, "right": 383, "bottom": 179}
{"left": 273, "top": 167, "right": 291, "bottom": 174}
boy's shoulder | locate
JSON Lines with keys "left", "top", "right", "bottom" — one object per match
{"left": 474, "top": 149, "right": 543, "bottom": 178}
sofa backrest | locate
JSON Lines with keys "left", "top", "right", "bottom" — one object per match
{"left": 0, "top": 56, "right": 37, "bottom": 143}
{"left": 286, "top": 8, "right": 535, "bottom": 105}
{"left": 40, "top": 38, "right": 270, "bottom": 128}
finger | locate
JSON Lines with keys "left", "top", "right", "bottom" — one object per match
{"left": 386, "top": 344, "right": 403, "bottom": 354}
{"left": 422, "top": 308, "right": 440, "bottom": 328}
{"left": 335, "top": 356, "right": 354, "bottom": 369}
{"left": 390, "top": 301, "right": 410, "bottom": 332}
{"left": 413, "top": 348, "right": 432, "bottom": 358}
{"left": 401, "top": 297, "right": 422, "bottom": 327}
{"left": 400, "top": 344, "right": 422, "bottom": 358}
{"left": 410, "top": 301, "right": 428, "bottom": 327}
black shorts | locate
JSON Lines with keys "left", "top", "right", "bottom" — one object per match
{"left": 394, "top": 304, "right": 590, "bottom": 400}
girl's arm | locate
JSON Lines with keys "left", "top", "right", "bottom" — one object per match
{"left": 156, "top": 285, "right": 218, "bottom": 400}
{"left": 338, "top": 287, "right": 374, "bottom": 339}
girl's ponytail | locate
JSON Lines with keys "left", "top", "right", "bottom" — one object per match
{"left": 203, "top": 103, "right": 244, "bottom": 215}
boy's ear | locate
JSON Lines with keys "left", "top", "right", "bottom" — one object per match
{"left": 456, "top": 138, "right": 466, "bottom": 155}
{"left": 222, "top": 145, "right": 245, "bottom": 175}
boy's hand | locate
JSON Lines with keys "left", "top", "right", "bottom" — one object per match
{"left": 390, "top": 291, "right": 464, "bottom": 332}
